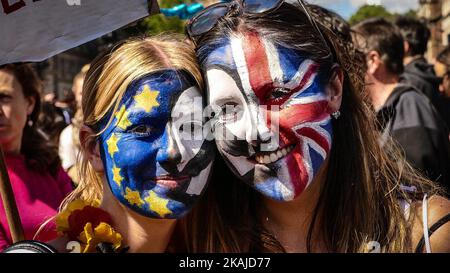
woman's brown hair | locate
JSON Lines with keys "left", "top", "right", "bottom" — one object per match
{"left": 0, "top": 64, "right": 61, "bottom": 175}
{"left": 182, "top": 3, "right": 441, "bottom": 253}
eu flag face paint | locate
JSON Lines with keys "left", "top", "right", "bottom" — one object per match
{"left": 98, "top": 69, "right": 215, "bottom": 219}
{"left": 202, "top": 32, "right": 333, "bottom": 201}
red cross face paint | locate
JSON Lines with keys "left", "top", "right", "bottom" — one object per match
{"left": 202, "top": 32, "right": 333, "bottom": 201}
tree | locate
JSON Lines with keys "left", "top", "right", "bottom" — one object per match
{"left": 349, "top": 5, "right": 393, "bottom": 25}
{"left": 402, "top": 9, "right": 417, "bottom": 19}
{"left": 140, "top": 0, "right": 192, "bottom": 35}
{"left": 92, "top": 0, "right": 192, "bottom": 47}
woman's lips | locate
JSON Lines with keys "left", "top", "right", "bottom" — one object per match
{"left": 153, "top": 175, "right": 191, "bottom": 189}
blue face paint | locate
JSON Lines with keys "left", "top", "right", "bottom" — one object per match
{"left": 98, "top": 69, "right": 215, "bottom": 219}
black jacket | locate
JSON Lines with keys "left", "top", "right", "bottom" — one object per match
{"left": 377, "top": 84, "right": 450, "bottom": 191}
{"left": 400, "top": 57, "right": 450, "bottom": 128}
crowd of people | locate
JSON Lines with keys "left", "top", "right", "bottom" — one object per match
{"left": 0, "top": 0, "right": 449, "bottom": 253}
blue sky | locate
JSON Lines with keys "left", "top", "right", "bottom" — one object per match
{"left": 307, "top": 0, "right": 420, "bottom": 19}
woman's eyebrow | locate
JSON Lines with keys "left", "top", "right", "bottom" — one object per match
{"left": 211, "top": 96, "right": 239, "bottom": 106}
{"left": 0, "top": 89, "right": 13, "bottom": 96}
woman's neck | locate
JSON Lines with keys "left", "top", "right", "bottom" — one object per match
{"left": 1, "top": 140, "right": 21, "bottom": 155}
{"left": 262, "top": 162, "right": 327, "bottom": 253}
{"left": 100, "top": 188, "right": 176, "bottom": 253}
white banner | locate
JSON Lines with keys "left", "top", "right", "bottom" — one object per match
{"left": 0, "top": 0, "right": 159, "bottom": 65}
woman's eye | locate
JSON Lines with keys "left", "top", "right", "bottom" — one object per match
{"left": 220, "top": 103, "right": 242, "bottom": 123}
{"left": 180, "top": 122, "right": 202, "bottom": 133}
{"left": 269, "top": 87, "right": 292, "bottom": 101}
{"left": 130, "top": 125, "right": 153, "bottom": 136}
{"left": 0, "top": 95, "right": 12, "bottom": 103}
{"left": 179, "top": 122, "right": 203, "bottom": 140}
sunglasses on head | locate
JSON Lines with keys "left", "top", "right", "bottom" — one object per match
{"left": 186, "top": 0, "right": 332, "bottom": 58}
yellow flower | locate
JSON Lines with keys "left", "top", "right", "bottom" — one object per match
{"left": 56, "top": 199, "right": 88, "bottom": 233}
{"left": 55, "top": 199, "right": 101, "bottom": 234}
{"left": 78, "top": 222, "right": 123, "bottom": 253}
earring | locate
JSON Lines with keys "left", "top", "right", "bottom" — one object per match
{"left": 27, "top": 116, "right": 34, "bottom": 127}
{"left": 332, "top": 110, "right": 341, "bottom": 120}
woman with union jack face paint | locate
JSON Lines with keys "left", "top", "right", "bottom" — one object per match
{"left": 203, "top": 30, "right": 335, "bottom": 202}
{"left": 183, "top": 1, "right": 450, "bottom": 253}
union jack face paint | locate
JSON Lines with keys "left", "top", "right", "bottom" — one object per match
{"left": 203, "top": 32, "right": 333, "bottom": 201}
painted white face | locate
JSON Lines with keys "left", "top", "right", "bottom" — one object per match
{"left": 203, "top": 32, "right": 333, "bottom": 201}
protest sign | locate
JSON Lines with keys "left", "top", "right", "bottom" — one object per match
{"left": 0, "top": 0, "right": 159, "bottom": 65}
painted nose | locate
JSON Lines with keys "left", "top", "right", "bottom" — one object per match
{"left": 245, "top": 105, "right": 274, "bottom": 148}
{"left": 157, "top": 124, "right": 182, "bottom": 174}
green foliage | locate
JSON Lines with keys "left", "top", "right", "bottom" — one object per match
{"left": 402, "top": 9, "right": 417, "bottom": 19}
{"left": 349, "top": 5, "right": 393, "bottom": 25}
{"left": 139, "top": 0, "right": 191, "bottom": 35}
{"left": 140, "top": 14, "right": 185, "bottom": 35}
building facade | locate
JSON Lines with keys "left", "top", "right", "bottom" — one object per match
{"left": 35, "top": 32, "right": 125, "bottom": 100}
{"left": 418, "top": 0, "right": 450, "bottom": 60}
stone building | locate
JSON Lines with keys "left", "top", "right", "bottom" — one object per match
{"left": 418, "top": 0, "right": 450, "bottom": 60}
{"left": 35, "top": 32, "right": 125, "bottom": 100}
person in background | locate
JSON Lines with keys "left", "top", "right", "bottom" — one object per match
{"left": 38, "top": 100, "right": 68, "bottom": 147}
{"left": 435, "top": 46, "right": 450, "bottom": 132}
{"left": 0, "top": 64, "right": 73, "bottom": 251}
{"left": 54, "top": 89, "right": 75, "bottom": 126}
{"left": 395, "top": 17, "right": 442, "bottom": 107}
{"left": 353, "top": 18, "right": 450, "bottom": 190}
{"left": 59, "top": 64, "right": 90, "bottom": 185}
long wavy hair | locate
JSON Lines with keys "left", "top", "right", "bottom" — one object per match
{"left": 0, "top": 64, "right": 61, "bottom": 175}
{"left": 59, "top": 35, "right": 203, "bottom": 210}
{"left": 182, "top": 3, "right": 441, "bottom": 253}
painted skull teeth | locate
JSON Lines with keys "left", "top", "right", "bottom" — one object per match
{"left": 255, "top": 145, "right": 295, "bottom": 164}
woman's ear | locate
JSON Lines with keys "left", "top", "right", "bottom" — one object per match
{"left": 79, "top": 125, "right": 104, "bottom": 172}
{"left": 404, "top": 41, "right": 410, "bottom": 56}
{"left": 25, "top": 96, "right": 36, "bottom": 116}
{"left": 367, "top": 50, "right": 381, "bottom": 75}
{"left": 327, "top": 65, "right": 344, "bottom": 114}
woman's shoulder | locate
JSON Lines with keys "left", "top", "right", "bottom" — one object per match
{"left": 410, "top": 195, "right": 450, "bottom": 253}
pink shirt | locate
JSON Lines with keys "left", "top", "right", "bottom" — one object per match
{"left": 0, "top": 154, "right": 73, "bottom": 251}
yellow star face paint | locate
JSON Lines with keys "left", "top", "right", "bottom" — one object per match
{"left": 98, "top": 70, "right": 215, "bottom": 219}
{"left": 115, "top": 105, "right": 132, "bottom": 130}
{"left": 134, "top": 85, "right": 160, "bottom": 113}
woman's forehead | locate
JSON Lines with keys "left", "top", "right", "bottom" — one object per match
{"left": 203, "top": 32, "right": 314, "bottom": 88}
{"left": 0, "top": 70, "right": 19, "bottom": 92}
{"left": 99, "top": 69, "right": 199, "bottom": 132}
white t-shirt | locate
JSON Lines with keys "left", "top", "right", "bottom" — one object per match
{"left": 59, "top": 124, "right": 78, "bottom": 171}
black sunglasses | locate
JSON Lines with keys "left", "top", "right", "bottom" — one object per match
{"left": 186, "top": 0, "right": 332, "bottom": 59}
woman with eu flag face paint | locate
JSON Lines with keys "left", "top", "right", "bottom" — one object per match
{"left": 3, "top": 35, "right": 215, "bottom": 253}
{"left": 182, "top": 1, "right": 450, "bottom": 253}
{"left": 70, "top": 36, "right": 215, "bottom": 253}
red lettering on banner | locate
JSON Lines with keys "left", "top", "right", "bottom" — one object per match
{"left": 1, "top": 0, "right": 26, "bottom": 14}
{"left": 2, "top": 0, "right": 42, "bottom": 15}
